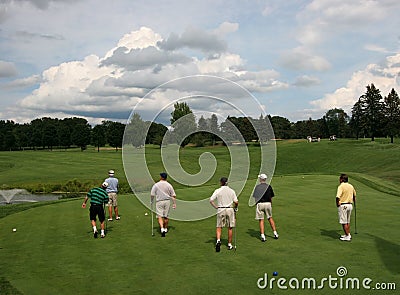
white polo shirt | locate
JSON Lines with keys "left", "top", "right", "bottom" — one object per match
{"left": 210, "top": 185, "right": 238, "bottom": 213}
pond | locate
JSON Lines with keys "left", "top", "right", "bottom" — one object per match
{"left": 0, "top": 189, "right": 61, "bottom": 205}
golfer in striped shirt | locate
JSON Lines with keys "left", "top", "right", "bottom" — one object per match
{"left": 82, "top": 182, "right": 109, "bottom": 238}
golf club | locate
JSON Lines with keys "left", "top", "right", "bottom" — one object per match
{"left": 151, "top": 201, "right": 154, "bottom": 237}
{"left": 103, "top": 203, "right": 108, "bottom": 235}
{"left": 354, "top": 201, "right": 357, "bottom": 234}
{"left": 234, "top": 208, "right": 237, "bottom": 251}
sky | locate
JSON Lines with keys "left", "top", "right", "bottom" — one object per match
{"left": 1, "top": 0, "right": 400, "bottom": 125}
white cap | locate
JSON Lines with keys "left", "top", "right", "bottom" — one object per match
{"left": 258, "top": 173, "right": 268, "bottom": 180}
{"left": 108, "top": 170, "right": 115, "bottom": 175}
{"left": 102, "top": 181, "right": 109, "bottom": 188}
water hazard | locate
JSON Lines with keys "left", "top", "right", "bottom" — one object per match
{"left": 0, "top": 189, "right": 61, "bottom": 205}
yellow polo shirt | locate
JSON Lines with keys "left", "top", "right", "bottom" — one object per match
{"left": 336, "top": 182, "right": 356, "bottom": 203}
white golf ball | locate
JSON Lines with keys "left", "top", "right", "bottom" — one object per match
{"left": 13, "top": 228, "right": 16, "bottom": 232}
{"left": 145, "top": 213, "right": 148, "bottom": 216}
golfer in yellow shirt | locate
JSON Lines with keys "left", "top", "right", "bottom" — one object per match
{"left": 336, "top": 174, "right": 356, "bottom": 241}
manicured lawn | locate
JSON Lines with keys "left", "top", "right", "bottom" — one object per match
{"left": 0, "top": 139, "right": 399, "bottom": 294}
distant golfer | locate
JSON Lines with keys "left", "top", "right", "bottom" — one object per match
{"left": 210, "top": 177, "right": 238, "bottom": 252}
{"left": 252, "top": 173, "right": 279, "bottom": 242}
{"left": 336, "top": 174, "right": 356, "bottom": 241}
{"left": 105, "top": 169, "right": 120, "bottom": 221}
{"left": 150, "top": 172, "right": 176, "bottom": 237}
{"left": 82, "top": 182, "right": 109, "bottom": 238}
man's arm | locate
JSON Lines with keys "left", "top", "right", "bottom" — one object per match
{"left": 210, "top": 199, "right": 218, "bottom": 209}
{"left": 336, "top": 197, "right": 341, "bottom": 207}
{"left": 82, "top": 196, "right": 89, "bottom": 208}
{"left": 172, "top": 195, "right": 176, "bottom": 209}
{"left": 233, "top": 200, "right": 239, "bottom": 211}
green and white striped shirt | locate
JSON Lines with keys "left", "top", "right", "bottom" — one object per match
{"left": 87, "top": 187, "right": 109, "bottom": 205}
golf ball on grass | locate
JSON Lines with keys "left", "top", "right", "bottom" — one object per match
{"left": 145, "top": 213, "right": 148, "bottom": 216}
{"left": 273, "top": 271, "right": 278, "bottom": 276}
{"left": 13, "top": 228, "right": 16, "bottom": 232}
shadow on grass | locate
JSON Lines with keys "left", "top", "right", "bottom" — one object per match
{"left": 247, "top": 228, "right": 275, "bottom": 239}
{"left": 0, "top": 277, "right": 22, "bottom": 295}
{"left": 320, "top": 229, "right": 341, "bottom": 239}
{"left": 370, "top": 234, "right": 400, "bottom": 274}
{"left": 246, "top": 228, "right": 259, "bottom": 240}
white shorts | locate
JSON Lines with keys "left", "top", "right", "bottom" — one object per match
{"left": 256, "top": 202, "right": 272, "bottom": 220}
{"left": 216, "top": 208, "right": 236, "bottom": 228}
{"left": 106, "top": 192, "right": 118, "bottom": 207}
{"left": 338, "top": 203, "right": 353, "bottom": 224}
{"left": 156, "top": 200, "right": 171, "bottom": 218}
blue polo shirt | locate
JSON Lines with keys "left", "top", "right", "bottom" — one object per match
{"left": 105, "top": 176, "right": 119, "bottom": 193}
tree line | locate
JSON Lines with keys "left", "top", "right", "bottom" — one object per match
{"left": 1, "top": 83, "right": 399, "bottom": 151}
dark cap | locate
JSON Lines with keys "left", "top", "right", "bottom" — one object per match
{"left": 160, "top": 172, "right": 168, "bottom": 179}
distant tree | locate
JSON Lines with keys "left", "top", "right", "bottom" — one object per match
{"left": 170, "top": 102, "right": 197, "bottom": 147}
{"left": 14, "top": 123, "right": 31, "bottom": 150}
{"left": 30, "top": 118, "right": 44, "bottom": 149}
{"left": 350, "top": 99, "right": 363, "bottom": 140}
{"left": 209, "top": 114, "right": 220, "bottom": 145}
{"left": 220, "top": 116, "right": 245, "bottom": 144}
{"left": 146, "top": 122, "right": 168, "bottom": 147}
{"left": 106, "top": 121, "right": 125, "bottom": 151}
{"left": 71, "top": 117, "right": 91, "bottom": 151}
{"left": 3, "top": 120, "right": 16, "bottom": 151}
{"left": 42, "top": 117, "right": 58, "bottom": 150}
{"left": 194, "top": 115, "right": 210, "bottom": 146}
{"left": 383, "top": 88, "right": 400, "bottom": 143}
{"left": 227, "top": 116, "right": 257, "bottom": 142}
{"left": 251, "top": 114, "right": 268, "bottom": 143}
{"left": 58, "top": 118, "right": 73, "bottom": 148}
{"left": 125, "top": 113, "right": 148, "bottom": 148}
{"left": 359, "top": 84, "right": 384, "bottom": 141}
{"left": 270, "top": 116, "right": 292, "bottom": 139}
{"left": 91, "top": 124, "right": 107, "bottom": 152}
{"left": 325, "top": 108, "right": 350, "bottom": 138}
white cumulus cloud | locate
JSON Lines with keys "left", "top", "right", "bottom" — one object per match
{"left": 310, "top": 53, "right": 400, "bottom": 113}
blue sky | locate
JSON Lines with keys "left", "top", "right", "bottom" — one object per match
{"left": 0, "top": 0, "right": 399, "bottom": 125}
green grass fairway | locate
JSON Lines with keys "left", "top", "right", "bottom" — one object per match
{"left": 1, "top": 176, "right": 399, "bottom": 294}
{"left": 0, "top": 139, "right": 399, "bottom": 294}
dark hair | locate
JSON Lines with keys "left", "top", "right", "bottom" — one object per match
{"left": 160, "top": 172, "right": 168, "bottom": 179}
{"left": 220, "top": 177, "right": 228, "bottom": 185}
{"left": 340, "top": 173, "right": 348, "bottom": 183}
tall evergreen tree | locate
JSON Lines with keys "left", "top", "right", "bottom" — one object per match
{"left": 209, "top": 114, "right": 220, "bottom": 145}
{"left": 170, "top": 102, "right": 196, "bottom": 147}
{"left": 383, "top": 88, "right": 400, "bottom": 143}
{"left": 359, "top": 84, "right": 384, "bottom": 141}
{"left": 350, "top": 99, "right": 363, "bottom": 140}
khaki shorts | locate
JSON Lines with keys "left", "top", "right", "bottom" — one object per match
{"left": 107, "top": 193, "right": 118, "bottom": 207}
{"left": 156, "top": 200, "right": 171, "bottom": 218}
{"left": 256, "top": 202, "right": 272, "bottom": 219}
{"left": 338, "top": 203, "right": 353, "bottom": 224}
{"left": 216, "top": 208, "right": 236, "bottom": 228}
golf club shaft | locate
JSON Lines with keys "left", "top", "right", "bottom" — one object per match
{"left": 234, "top": 211, "right": 237, "bottom": 251}
{"left": 151, "top": 201, "right": 154, "bottom": 236}
{"left": 104, "top": 204, "right": 107, "bottom": 235}
{"left": 354, "top": 202, "right": 357, "bottom": 234}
